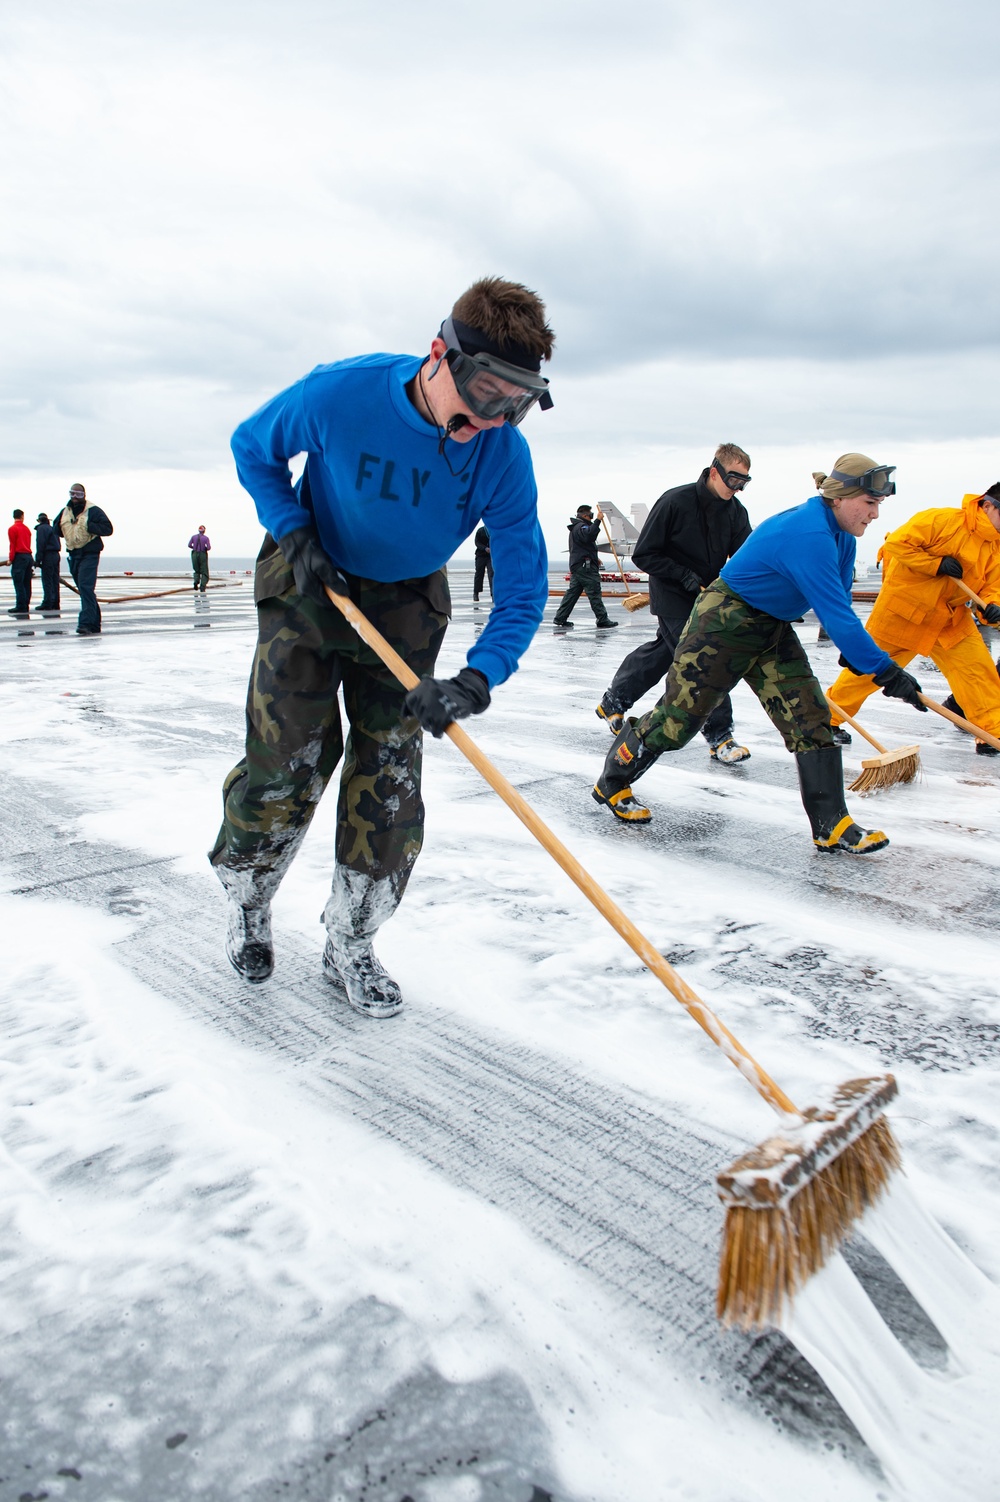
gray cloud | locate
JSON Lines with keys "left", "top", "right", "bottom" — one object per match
{"left": 1, "top": 0, "right": 998, "bottom": 474}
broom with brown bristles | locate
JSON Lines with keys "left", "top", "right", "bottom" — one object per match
{"left": 325, "top": 581, "right": 903, "bottom": 1335}
{"left": 623, "top": 590, "right": 650, "bottom": 613}
{"left": 825, "top": 693, "right": 921, "bottom": 792}
{"left": 600, "top": 516, "right": 649, "bottom": 611}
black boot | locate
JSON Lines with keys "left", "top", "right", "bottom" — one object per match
{"left": 592, "top": 720, "right": 660, "bottom": 823}
{"left": 322, "top": 939, "right": 403, "bottom": 1018}
{"left": 795, "top": 746, "right": 889, "bottom": 854}
{"left": 215, "top": 864, "right": 275, "bottom": 981}
{"left": 226, "top": 902, "right": 275, "bottom": 980}
{"left": 322, "top": 869, "right": 403, "bottom": 1018}
{"left": 595, "top": 689, "right": 625, "bottom": 734}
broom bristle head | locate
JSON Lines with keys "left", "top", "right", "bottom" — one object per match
{"left": 623, "top": 592, "right": 649, "bottom": 612}
{"left": 716, "top": 1075, "right": 900, "bottom": 1330}
{"left": 848, "top": 746, "right": 920, "bottom": 794}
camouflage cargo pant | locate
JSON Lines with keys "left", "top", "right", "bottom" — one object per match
{"left": 635, "top": 581, "right": 833, "bottom": 754}
{"left": 209, "top": 534, "right": 450, "bottom": 910}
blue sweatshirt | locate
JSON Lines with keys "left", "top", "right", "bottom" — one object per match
{"left": 719, "top": 496, "right": 891, "bottom": 678}
{"left": 231, "top": 353, "right": 548, "bottom": 688}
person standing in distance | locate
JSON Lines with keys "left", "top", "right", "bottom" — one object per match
{"left": 34, "top": 512, "right": 62, "bottom": 612}
{"left": 52, "top": 484, "right": 113, "bottom": 636}
{"left": 7, "top": 510, "right": 33, "bottom": 616}
{"left": 211, "top": 277, "right": 553, "bottom": 1018}
{"left": 597, "top": 444, "right": 753, "bottom": 765}
{"left": 552, "top": 504, "right": 618, "bottom": 630}
{"left": 189, "top": 525, "right": 211, "bottom": 591}
{"left": 473, "top": 523, "right": 493, "bottom": 603}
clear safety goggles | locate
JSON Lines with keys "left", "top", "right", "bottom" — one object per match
{"left": 713, "top": 463, "right": 751, "bottom": 491}
{"left": 830, "top": 464, "right": 896, "bottom": 498}
{"left": 438, "top": 316, "right": 553, "bottom": 426}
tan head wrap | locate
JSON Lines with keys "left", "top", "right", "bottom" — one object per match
{"left": 812, "top": 452, "right": 879, "bottom": 502}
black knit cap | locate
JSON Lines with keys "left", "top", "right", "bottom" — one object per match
{"left": 984, "top": 482, "right": 1000, "bottom": 502}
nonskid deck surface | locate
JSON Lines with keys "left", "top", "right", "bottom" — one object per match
{"left": 0, "top": 573, "right": 257, "bottom": 640}
{"left": 1, "top": 573, "right": 996, "bottom": 1498}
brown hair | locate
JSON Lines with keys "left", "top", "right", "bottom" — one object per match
{"left": 713, "top": 443, "right": 750, "bottom": 471}
{"left": 451, "top": 277, "right": 555, "bottom": 363}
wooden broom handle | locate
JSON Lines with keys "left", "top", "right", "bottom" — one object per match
{"left": 919, "top": 693, "right": 1000, "bottom": 751}
{"left": 920, "top": 579, "right": 1000, "bottom": 748}
{"left": 325, "top": 584, "right": 798, "bottom": 1117}
{"left": 601, "top": 515, "right": 629, "bottom": 587}
{"left": 953, "top": 577, "right": 990, "bottom": 611}
{"left": 824, "top": 693, "right": 890, "bottom": 755}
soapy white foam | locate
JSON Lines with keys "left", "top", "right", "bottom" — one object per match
{"left": 2, "top": 596, "right": 999, "bottom": 1497}
{"left": 783, "top": 1244, "right": 999, "bottom": 1500}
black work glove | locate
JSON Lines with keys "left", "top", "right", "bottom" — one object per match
{"left": 837, "top": 653, "right": 864, "bottom": 675}
{"left": 681, "top": 569, "right": 702, "bottom": 594}
{"left": 278, "top": 527, "right": 348, "bottom": 607}
{"left": 404, "top": 667, "right": 490, "bottom": 737}
{"left": 874, "top": 662, "right": 928, "bottom": 711}
{"left": 936, "top": 555, "right": 963, "bottom": 578}
{"left": 981, "top": 602, "right": 1000, "bottom": 625}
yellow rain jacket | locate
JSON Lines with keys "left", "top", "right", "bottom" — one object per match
{"left": 868, "top": 493, "right": 1000, "bottom": 654}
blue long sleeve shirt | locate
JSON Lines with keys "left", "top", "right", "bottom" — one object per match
{"left": 231, "top": 353, "right": 549, "bottom": 688}
{"left": 719, "top": 496, "right": 891, "bottom": 678}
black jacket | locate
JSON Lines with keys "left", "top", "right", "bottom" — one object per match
{"left": 52, "top": 502, "right": 114, "bottom": 556}
{"left": 34, "top": 521, "right": 61, "bottom": 561}
{"left": 474, "top": 525, "right": 491, "bottom": 555}
{"left": 566, "top": 515, "right": 601, "bottom": 569}
{"left": 631, "top": 470, "right": 751, "bottom": 618}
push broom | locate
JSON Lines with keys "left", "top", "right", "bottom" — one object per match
{"left": 326, "top": 583, "right": 901, "bottom": 1332}
{"left": 824, "top": 693, "right": 921, "bottom": 792}
{"left": 600, "top": 516, "right": 649, "bottom": 612}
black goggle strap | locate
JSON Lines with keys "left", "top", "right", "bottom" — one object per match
{"left": 830, "top": 465, "right": 896, "bottom": 496}
{"left": 712, "top": 463, "right": 750, "bottom": 488}
{"left": 439, "top": 316, "right": 551, "bottom": 400}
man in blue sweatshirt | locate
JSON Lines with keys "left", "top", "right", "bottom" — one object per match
{"left": 592, "top": 453, "right": 926, "bottom": 853}
{"left": 210, "top": 277, "right": 553, "bottom": 1015}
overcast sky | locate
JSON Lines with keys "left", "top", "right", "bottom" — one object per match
{"left": 2, "top": 0, "right": 998, "bottom": 560}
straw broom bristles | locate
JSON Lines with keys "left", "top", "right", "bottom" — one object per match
{"left": 716, "top": 1076, "right": 901, "bottom": 1331}
{"left": 623, "top": 591, "right": 649, "bottom": 612}
{"left": 825, "top": 693, "right": 921, "bottom": 793}
{"left": 849, "top": 744, "right": 921, "bottom": 793}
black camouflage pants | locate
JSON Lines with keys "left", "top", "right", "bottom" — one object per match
{"left": 553, "top": 561, "right": 611, "bottom": 625}
{"left": 210, "top": 535, "right": 450, "bottom": 907}
{"left": 636, "top": 582, "right": 833, "bottom": 755}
